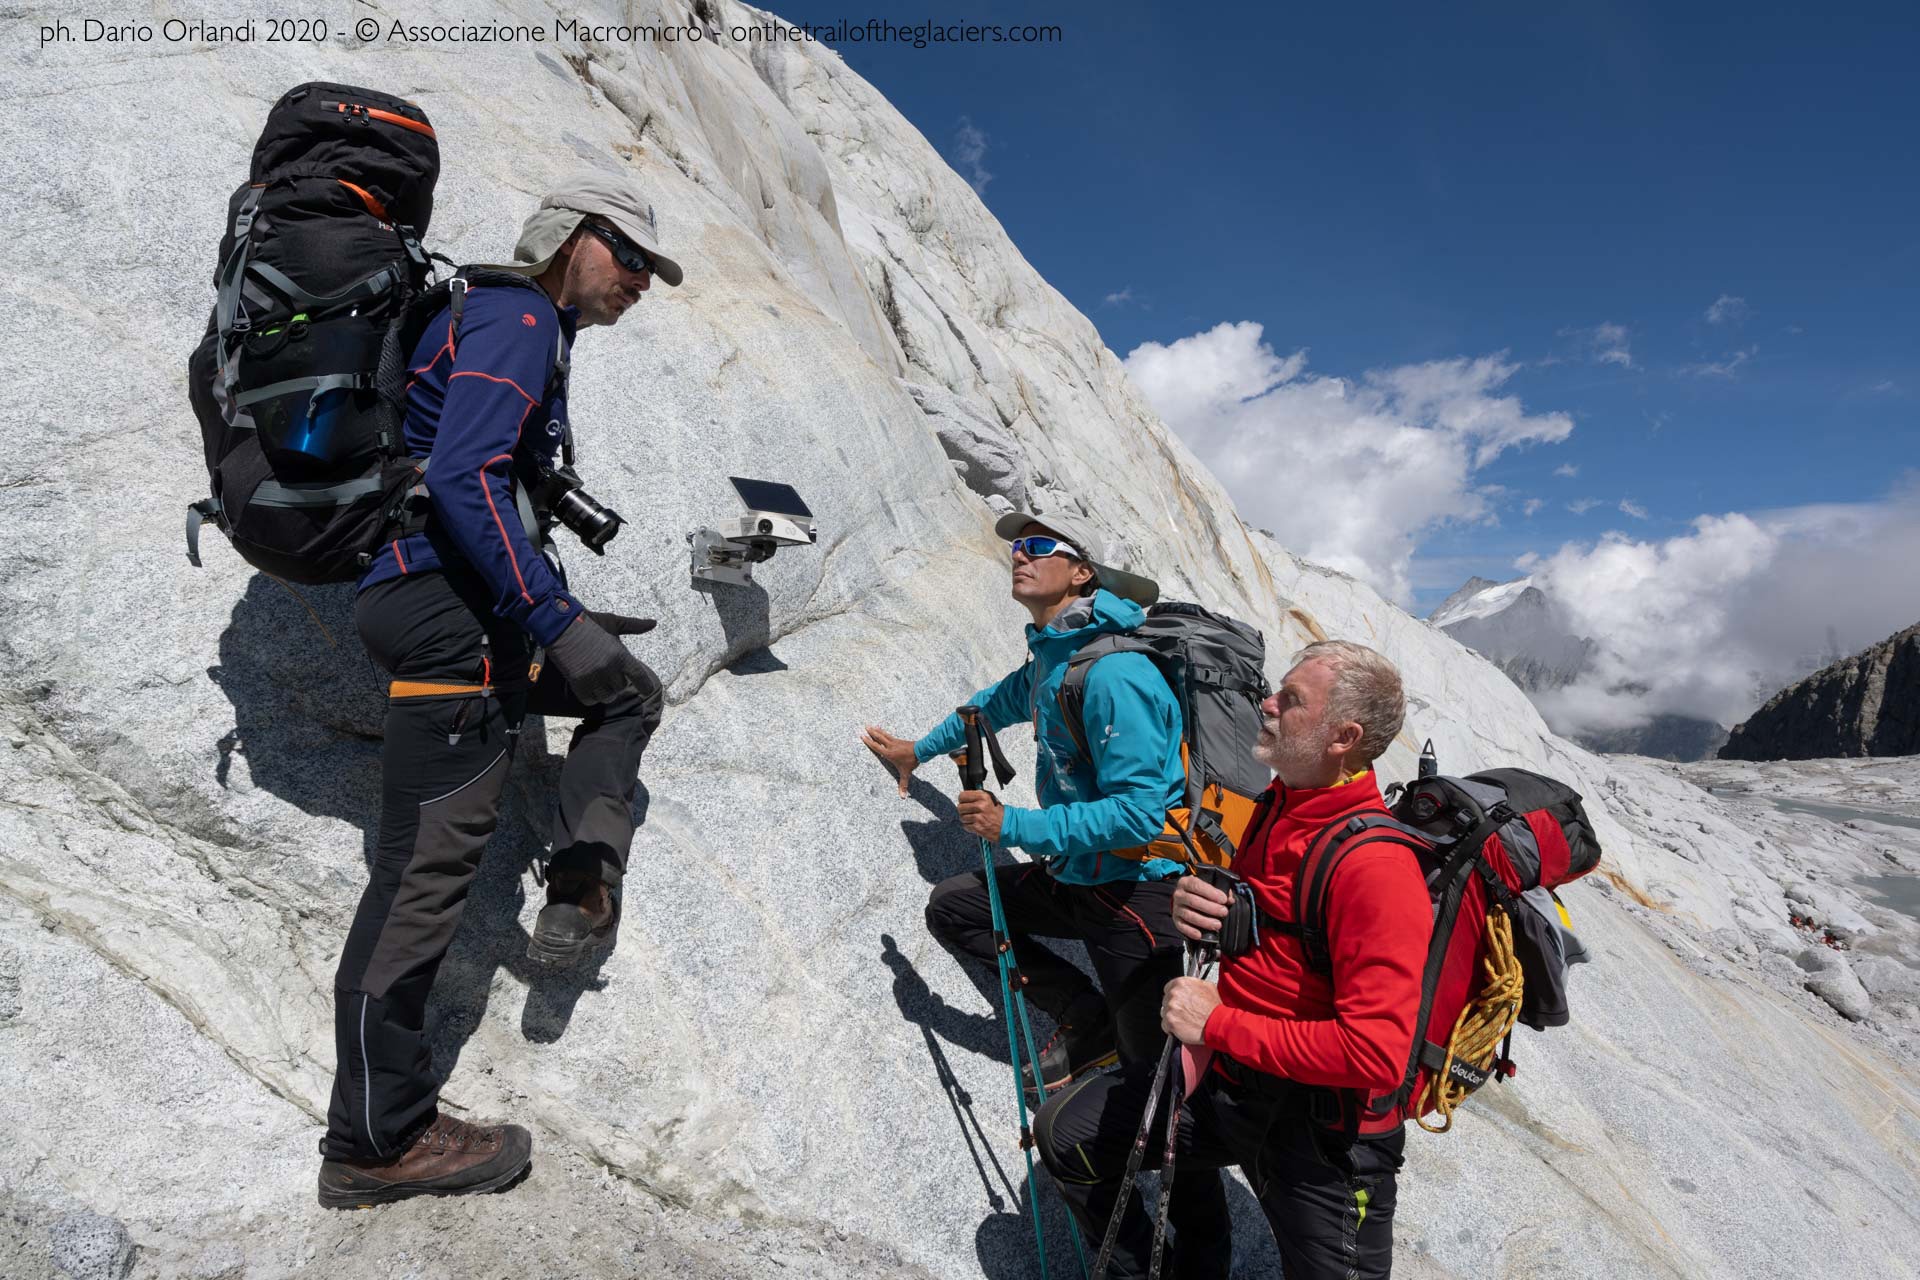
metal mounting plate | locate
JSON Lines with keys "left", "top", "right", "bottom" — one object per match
{"left": 690, "top": 527, "right": 754, "bottom": 586}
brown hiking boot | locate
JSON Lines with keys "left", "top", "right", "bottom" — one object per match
{"left": 527, "top": 873, "right": 619, "bottom": 966}
{"left": 317, "top": 1113, "right": 532, "bottom": 1209}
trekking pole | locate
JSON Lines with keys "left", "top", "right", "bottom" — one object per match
{"left": 1146, "top": 941, "right": 1217, "bottom": 1280}
{"left": 954, "top": 705, "right": 1088, "bottom": 1280}
{"left": 1089, "top": 940, "right": 1206, "bottom": 1280}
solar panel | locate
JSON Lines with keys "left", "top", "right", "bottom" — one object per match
{"left": 729, "top": 477, "right": 812, "bottom": 518}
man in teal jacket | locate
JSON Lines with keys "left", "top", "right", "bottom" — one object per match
{"left": 864, "top": 510, "right": 1188, "bottom": 1094}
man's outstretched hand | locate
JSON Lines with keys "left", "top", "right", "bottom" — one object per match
{"left": 861, "top": 725, "right": 919, "bottom": 796}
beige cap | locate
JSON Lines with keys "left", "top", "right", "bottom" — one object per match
{"left": 484, "top": 169, "right": 684, "bottom": 286}
{"left": 993, "top": 509, "right": 1160, "bottom": 606}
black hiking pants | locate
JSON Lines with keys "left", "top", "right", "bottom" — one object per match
{"left": 924, "top": 864, "right": 1227, "bottom": 1258}
{"left": 1036, "top": 1058, "right": 1406, "bottom": 1280}
{"left": 323, "top": 568, "right": 663, "bottom": 1161}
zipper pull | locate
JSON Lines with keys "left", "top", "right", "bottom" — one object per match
{"left": 447, "top": 699, "right": 471, "bottom": 746}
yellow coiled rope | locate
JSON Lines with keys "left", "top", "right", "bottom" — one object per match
{"left": 1417, "top": 904, "right": 1525, "bottom": 1134}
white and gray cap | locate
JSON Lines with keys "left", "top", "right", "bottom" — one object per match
{"left": 993, "top": 510, "right": 1160, "bottom": 606}
{"left": 483, "top": 168, "right": 684, "bottom": 286}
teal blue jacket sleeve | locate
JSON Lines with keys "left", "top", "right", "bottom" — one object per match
{"left": 998, "top": 652, "right": 1179, "bottom": 857}
{"left": 914, "top": 661, "right": 1035, "bottom": 764}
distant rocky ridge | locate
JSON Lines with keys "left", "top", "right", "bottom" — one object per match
{"left": 1722, "top": 622, "right": 1920, "bottom": 760}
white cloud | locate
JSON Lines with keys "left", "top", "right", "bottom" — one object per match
{"left": 1618, "top": 498, "right": 1650, "bottom": 519}
{"left": 1706, "top": 294, "right": 1749, "bottom": 325}
{"left": 1568, "top": 498, "right": 1603, "bottom": 515}
{"left": 1593, "top": 323, "right": 1632, "bottom": 367}
{"left": 1103, "top": 287, "right": 1134, "bottom": 306}
{"left": 1523, "top": 498, "right": 1545, "bottom": 517}
{"left": 1560, "top": 322, "right": 1633, "bottom": 369}
{"left": 1124, "top": 322, "right": 1573, "bottom": 602}
{"left": 1524, "top": 477, "right": 1920, "bottom": 734}
{"left": 1873, "top": 380, "right": 1897, "bottom": 393}
{"left": 951, "top": 117, "right": 993, "bottom": 195}
{"left": 1553, "top": 463, "right": 1579, "bottom": 478}
{"left": 1684, "top": 346, "right": 1755, "bottom": 378}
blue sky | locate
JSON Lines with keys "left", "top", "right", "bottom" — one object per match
{"left": 776, "top": 0, "right": 1918, "bottom": 627}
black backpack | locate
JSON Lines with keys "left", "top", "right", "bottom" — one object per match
{"left": 1057, "top": 601, "right": 1271, "bottom": 868}
{"left": 186, "top": 81, "right": 441, "bottom": 584}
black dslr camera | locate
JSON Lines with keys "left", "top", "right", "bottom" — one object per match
{"left": 529, "top": 461, "right": 624, "bottom": 554}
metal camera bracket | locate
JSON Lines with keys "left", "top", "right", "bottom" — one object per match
{"left": 688, "top": 478, "right": 818, "bottom": 587}
{"left": 687, "top": 526, "right": 767, "bottom": 586}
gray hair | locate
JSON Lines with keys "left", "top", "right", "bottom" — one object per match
{"left": 1290, "top": 640, "right": 1406, "bottom": 765}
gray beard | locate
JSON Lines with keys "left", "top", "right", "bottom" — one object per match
{"left": 1255, "top": 726, "right": 1328, "bottom": 786}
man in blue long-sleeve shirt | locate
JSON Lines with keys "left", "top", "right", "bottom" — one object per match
{"left": 319, "top": 172, "right": 683, "bottom": 1208}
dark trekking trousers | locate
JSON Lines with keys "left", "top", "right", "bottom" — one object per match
{"left": 323, "top": 566, "right": 663, "bottom": 1161}
{"left": 1035, "top": 1056, "right": 1406, "bottom": 1280}
{"left": 924, "top": 864, "right": 1227, "bottom": 1265}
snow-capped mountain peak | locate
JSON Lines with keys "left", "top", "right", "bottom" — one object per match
{"left": 1428, "top": 574, "right": 1537, "bottom": 628}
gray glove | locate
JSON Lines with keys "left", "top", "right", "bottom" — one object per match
{"left": 546, "top": 613, "right": 655, "bottom": 705}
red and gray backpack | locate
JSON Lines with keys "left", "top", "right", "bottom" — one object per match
{"left": 1267, "top": 745, "right": 1600, "bottom": 1133}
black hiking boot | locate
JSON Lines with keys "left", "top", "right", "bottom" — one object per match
{"left": 318, "top": 1112, "right": 532, "bottom": 1209}
{"left": 527, "top": 874, "right": 619, "bottom": 966}
{"left": 1025, "top": 993, "right": 1119, "bottom": 1105}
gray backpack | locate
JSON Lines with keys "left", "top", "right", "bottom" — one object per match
{"left": 1057, "top": 601, "right": 1271, "bottom": 867}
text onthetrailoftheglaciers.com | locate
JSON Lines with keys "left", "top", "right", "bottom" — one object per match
{"left": 41, "top": 16, "right": 1063, "bottom": 48}
{"left": 396, "top": 17, "right": 1065, "bottom": 48}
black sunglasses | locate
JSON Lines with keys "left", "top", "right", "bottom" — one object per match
{"left": 583, "top": 221, "right": 654, "bottom": 275}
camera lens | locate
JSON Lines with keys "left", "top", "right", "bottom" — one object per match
{"left": 554, "top": 488, "right": 625, "bottom": 554}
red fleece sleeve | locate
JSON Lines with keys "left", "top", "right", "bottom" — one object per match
{"left": 1202, "top": 842, "right": 1432, "bottom": 1092}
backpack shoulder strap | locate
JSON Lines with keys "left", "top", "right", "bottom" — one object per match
{"left": 1056, "top": 633, "right": 1143, "bottom": 761}
{"left": 440, "top": 269, "right": 570, "bottom": 403}
{"left": 1291, "top": 812, "right": 1433, "bottom": 977}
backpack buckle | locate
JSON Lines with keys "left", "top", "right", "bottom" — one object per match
{"left": 396, "top": 224, "right": 428, "bottom": 268}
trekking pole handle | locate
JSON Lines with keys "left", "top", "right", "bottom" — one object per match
{"left": 956, "top": 704, "right": 989, "bottom": 793}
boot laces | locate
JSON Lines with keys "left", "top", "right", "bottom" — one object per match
{"left": 425, "top": 1115, "right": 497, "bottom": 1154}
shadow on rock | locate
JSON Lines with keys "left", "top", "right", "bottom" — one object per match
{"left": 209, "top": 575, "right": 387, "bottom": 861}
{"left": 212, "top": 574, "right": 639, "bottom": 1078}
{"left": 693, "top": 576, "right": 777, "bottom": 660}
{"left": 726, "top": 645, "right": 789, "bottom": 675}
{"left": 898, "top": 774, "right": 985, "bottom": 885}
{"left": 881, "top": 933, "right": 1020, "bottom": 1217}
{"left": 973, "top": 1175, "right": 1087, "bottom": 1280}
{"left": 424, "top": 745, "right": 648, "bottom": 1078}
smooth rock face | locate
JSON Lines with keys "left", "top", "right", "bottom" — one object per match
{"left": 1722, "top": 621, "right": 1920, "bottom": 760}
{"left": 2, "top": 3, "right": 1919, "bottom": 1278}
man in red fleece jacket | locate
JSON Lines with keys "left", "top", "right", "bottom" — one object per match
{"left": 1035, "top": 639, "right": 1428, "bottom": 1280}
